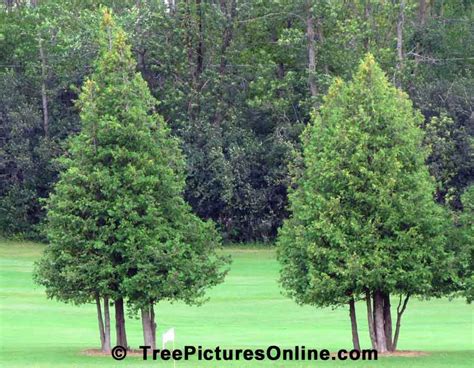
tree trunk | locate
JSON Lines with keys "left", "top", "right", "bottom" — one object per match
{"left": 373, "top": 290, "right": 388, "bottom": 352}
{"left": 214, "top": 0, "right": 237, "bottom": 127}
{"left": 115, "top": 298, "right": 128, "bottom": 349}
{"left": 271, "top": 27, "right": 285, "bottom": 80}
{"left": 413, "top": 0, "right": 431, "bottom": 87}
{"left": 150, "top": 305, "right": 156, "bottom": 344}
{"left": 95, "top": 295, "right": 106, "bottom": 351}
{"left": 373, "top": 295, "right": 377, "bottom": 339}
{"left": 185, "top": 0, "right": 193, "bottom": 72}
{"left": 218, "top": 0, "right": 237, "bottom": 74}
{"left": 38, "top": 37, "right": 49, "bottom": 139}
{"left": 141, "top": 308, "right": 153, "bottom": 348}
{"left": 305, "top": 0, "right": 318, "bottom": 99}
{"left": 103, "top": 297, "right": 111, "bottom": 353}
{"left": 383, "top": 292, "right": 393, "bottom": 351}
{"left": 141, "top": 305, "right": 156, "bottom": 349}
{"left": 271, "top": 26, "right": 285, "bottom": 98}
{"left": 195, "top": 0, "right": 203, "bottom": 78}
{"left": 185, "top": 0, "right": 203, "bottom": 120}
{"left": 366, "top": 290, "right": 377, "bottom": 350}
{"left": 395, "top": 0, "right": 405, "bottom": 87}
{"left": 168, "top": 0, "right": 176, "bottom": 14}
{"left": 5, "top": 0, "right": 14, "bottom": 12}
{"left": 393, "top": 294, "right": 410, "bottom": 351}
{"left": 349, "top": 297, "right": 361, "bottom": 351}
{"left": 418, "top": 0, "right": 428, "bottom": 26}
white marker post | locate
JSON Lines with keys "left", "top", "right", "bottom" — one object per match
{"left": 162, "top": 328, "right": 176, "bottom": 368}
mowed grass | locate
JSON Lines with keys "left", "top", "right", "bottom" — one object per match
{"left": 0, "top": 240, "right": 473, "bottom": 367}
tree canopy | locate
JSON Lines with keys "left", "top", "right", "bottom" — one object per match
{"left": 1, "top": 0, "right": 472, "bottom": 242}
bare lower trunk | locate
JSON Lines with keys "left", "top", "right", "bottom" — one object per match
{"left": 366, "top": 290, "right": 377, "bottom": 350}
{"left": 103, "top": 297, "right": 111, "bottom": 353}
{"left": 349, "top": 297, "right": 361, "bottom": 351}
{"left": 373, "top": 295, "right": 377, "bottom": 339}
{"left": 141, "top": 305, "right": 156, "bottom": 349}
{"left": 151, "top": 306, "right": 156, "bottom": 344}
{"left": 383, "top": 292, "right": 393, "bottom": 351}
{"left": 393, "top": 294, "right": 410, "bottom": 351}
{"left": 95, "top": 296, "right": 105, "bottom": 351}
{"left": 305, "top": 0, "right": 317, "bottom": 99}
{"left": 374, "top": 290, "right": 388, "bottom": 352}
{"left": 115, "top": 298, "right": 128, "bottom": 349}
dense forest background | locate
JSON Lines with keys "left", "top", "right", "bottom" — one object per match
{"left": 0, "top": 0, "right": 473, "bottom": 242}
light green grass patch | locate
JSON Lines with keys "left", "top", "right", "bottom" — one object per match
{"left": 0, "top": 241, "right": 473, "bottom": 367}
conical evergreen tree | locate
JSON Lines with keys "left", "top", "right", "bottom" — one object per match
{"left": 277, "top": 54, "right": 450, "bottom": 352}
{"left": 35, "top": 9, "right": 229, "bottom": 351}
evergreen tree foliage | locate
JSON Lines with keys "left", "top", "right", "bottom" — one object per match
{"left": 34, "top": 9, "right": 229, "bottom": 350}
{"left": 277, "top": 54, "right": 450, "bottom": 352}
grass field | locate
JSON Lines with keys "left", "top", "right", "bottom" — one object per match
{"left": 0, "top": 240, "right": 473, "bottom": 367}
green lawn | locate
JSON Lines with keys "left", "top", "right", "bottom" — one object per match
{"left": 0, "top": 240, "right": 473, "bottom": 367}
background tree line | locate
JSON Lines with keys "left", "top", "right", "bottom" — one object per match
{"left": 1, "top": 0, "right": 473, "bottom": 242}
